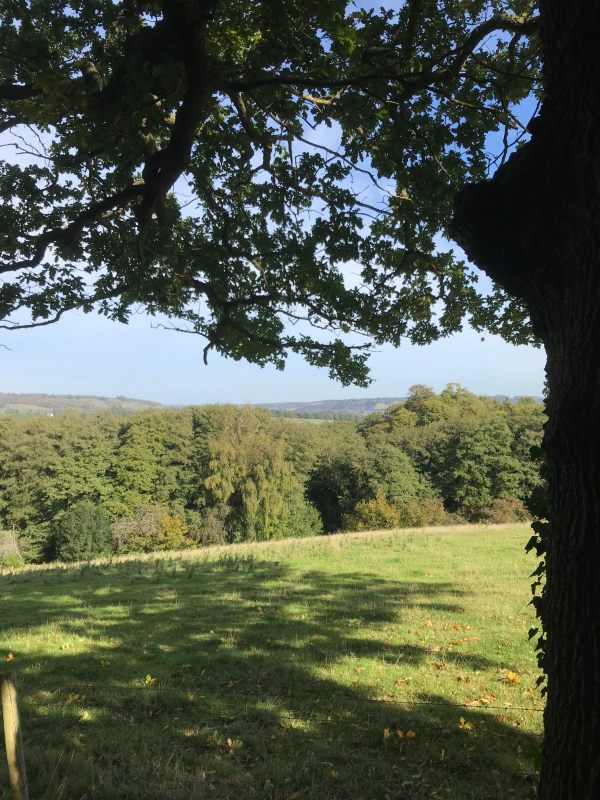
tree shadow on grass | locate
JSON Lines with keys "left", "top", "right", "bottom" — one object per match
{"left": 0, "top": 555, "right": 541, "bottom": 799}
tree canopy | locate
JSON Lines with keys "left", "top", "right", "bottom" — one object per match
{"left": 0, "top": 0, "right": 539, "bottom": 382}
{"left": 0, "top": 388, "right": 541, "bottom": 559}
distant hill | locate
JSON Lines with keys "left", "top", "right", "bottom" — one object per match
{"left": 492, "top": 394, "right": 543, "bottom": 403}
{"left": 0, "top": 392, "right": 163, "bottom": 416}
{"left": 257, "top": 394, "right": 543, "bottom": 419}
{"left": 256, "top": 397, "right": 405, "bottom": 418}
{"left": 1, "top": 392, "right": 543, "bottom": 419}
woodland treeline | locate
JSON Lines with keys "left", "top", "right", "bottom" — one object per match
{"left": 0, "top": 385, "right": 544, "bottom": 563}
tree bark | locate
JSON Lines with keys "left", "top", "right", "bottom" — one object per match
{"left": 452, "top": 2, "right": 600, "bottom": 797}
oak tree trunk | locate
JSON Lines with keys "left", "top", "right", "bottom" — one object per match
{"left": 451, "top": 3, "right": 600, "bottom": 797}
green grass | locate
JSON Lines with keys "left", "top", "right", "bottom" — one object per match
{"left": 0, "top": 526, "right": 543, "bottom": 799}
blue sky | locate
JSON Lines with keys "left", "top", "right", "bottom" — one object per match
{"left": 0, "top": 8, "right": 545, "bottom": 406}
{"left": 1, "top": 308, "right": 545, "bottom": 404}
{"left": 1, "top": 118, "right": 545, "bottom": 405}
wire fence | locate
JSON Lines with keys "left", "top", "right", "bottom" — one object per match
{"left": 23, "top": 679, "right": 545, "bottom": 713}
{"left": 2, "top": 671, "right": 543, "bottom": 800}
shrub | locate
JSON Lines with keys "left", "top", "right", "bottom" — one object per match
{"left": 342, "top": 494, "right": 402, "bottom": 531}
{"left": 273, "top": 496, "right": 323, "bottom": 539}
{"left": 112, "top": 504, "right": 195, "bottom": 553}
{"left": 343, "top": 495, "right": 452, "bottom": 531}
{"left": 189, "top": 506, "right": 229, "bottom": 546}
{"left": 442, "top": 510, "right": 469, "bottom": 525}
{"left": 0, "top": 553, "right": 25, "bottom": 568}
{"left": 55, "top": 501, "right": 113, "bottom": 562}
{"left": 399, "top": 497, "right": 448, "bottom": 527}
{"left": 475, "top": 496, "right": 531, "bottom": 524}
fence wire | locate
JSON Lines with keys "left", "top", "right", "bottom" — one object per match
{"left": 24, "top": 680, "right": 544, "bottom": 713}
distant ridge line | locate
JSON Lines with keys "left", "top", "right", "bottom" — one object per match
{"left": 0, "top": 392, "right": 162, "bottom": 416}
{"left": 1, "top": 391, "right": 543, "bottom": 417}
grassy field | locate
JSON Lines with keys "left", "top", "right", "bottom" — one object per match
{"left": 0, "top": 525, "right": 543, "bottom": 799}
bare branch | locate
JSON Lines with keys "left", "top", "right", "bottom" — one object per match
{"left": 0, "top": 308, "right": 71, "bottom": 330}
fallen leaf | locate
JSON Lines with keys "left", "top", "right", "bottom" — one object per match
{"left": 6, "top": 652, "right": 14, "bottom": 662}
{"left": 459, "top": 717, "right": 475, "bottom": 731}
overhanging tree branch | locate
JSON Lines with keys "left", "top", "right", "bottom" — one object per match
{"left": 0, "top": 82, "right": 41, "bottom": 101}
{"left": 0, "top": 184, "right": 144, "bottom": 274}
{"left": 134, "top": 0, "right": 216, "bottom": 250}
{"left": 220, "top": 13, "right": 539, "bottom": 95}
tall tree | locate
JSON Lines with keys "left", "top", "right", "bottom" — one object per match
{"left": 0, "top": 413, "right": 119, "bottom": 558}
{"left": 0, "top": 1, "right": 595, "bottom": 794}
{"left": 108, "top": 410, "right": 167, "bottom": 515}
{"left": 200, "top": 405, "right": 316, "bottom": 540}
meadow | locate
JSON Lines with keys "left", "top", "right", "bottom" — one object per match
{"left": 0, "top": 525, "right": 543, "bottom": 799}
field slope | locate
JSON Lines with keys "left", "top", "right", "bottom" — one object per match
{"left": 0, "top": 526, "right": 542, "bottom": 799}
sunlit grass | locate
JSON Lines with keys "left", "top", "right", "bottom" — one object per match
{"left": 1, "top": 525, "right": 542, "bottom": 799}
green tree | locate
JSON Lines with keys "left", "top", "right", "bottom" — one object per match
{"left": 366, "top": 440, "right": 436, "bottom": 515}
{"left": 154, "top": 408, "right": 198, "bottom": 509}
{"left": 54, "top": 499, "right": 112, "bottom": 562}
{"left": 306, "top": 420, "right": 433, "bottom": 533}
{"left": 0, "top": 2, "right": 595, "bottom": 792}
{"left": 368, "top": 387, "right": 541, "bottom": 519}
{"left": 201, "top": 405, "right": 313, "bottom": 541}
{"left": 0, "top": 413, "right": 119, "bottom": 559}
{"left": 505, "top": 397, "right": 546, "bottom": 502}
{"left": 306, "top": 426, "right": 375, "bottom": 533}
{"left": 436, "top": 414, "right": 522, "bottom": 519}
{"left": 108, "top": 411, "right": 167, "bottom": 515}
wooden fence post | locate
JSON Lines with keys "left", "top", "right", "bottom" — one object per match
{"left": 0, "top": 671, "right": 29, "bottom": 800}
